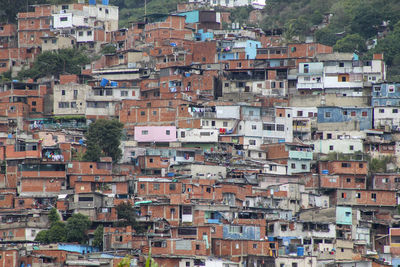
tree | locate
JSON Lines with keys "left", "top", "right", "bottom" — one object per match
{"left": 101, "top": 44, "right": 117, "bottom": 55}
{"left": 66, "top": 213, "right": 92, "bottom": 244}
{"left": 115, "top": 202, "right": 145, "bottom": 233}
{"left": 333, "top": 33, "right": 367, "bottom": 53}
{"left": 35, "top": 230, "right": 49, "bottom": 243}
{"left": 93, "top": 225, "right": 104, "bottom": 250}
{"left": 116, "top": 202, "right": 137, "bottom": 226}
{"left": 83, "top": 119, "right": 124, "bottom": 162}
{"left": 315, "top": 27, "right": 342, "bottom": 46}
{"left": 47, "top": 221, "right": 67, "bottom": 243}
{"left": 18, "top": 48, "right": 91, "bottom": 80}
{"left": 48, "top": 208, "right": 61, "bottom": 226}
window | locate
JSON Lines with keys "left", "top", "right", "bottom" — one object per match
{"left": 349, "top": 145, "right": 354, "bottom": 151}
{"left": 141, "top": 130, "right": 148, "bottom": 135}
{"left": 61, "top": 4, "right": 69, "bottom": 9}
{"left": 301, "top": 164, "right": 306, "bottom": 170}
{"left": 120, "top": 91, "right": 128, "bottom": 97}
{"left": 149, "top": 158, "right": 153, "bottom": 163}
{"left": 327, "top": 133, "right": 332, "bottom": 139}
{"left": 61, "top": 90, "right": 66, "bottom": 96}
{"left": 78, "top": 31, "right": 83, "bottom": 36}
{"left": 280, "top": 225, "right": 287, "bottom": 231}
{"left": 276, "top": 124, "right": 285, "bottom": 131}
{"left": 87, "top": 31, "right": 92, "bottom": 36}
{"left": 196, "top": 244, "right": 200, "bottom": 250}
{"left": 356, "top": 193, "right": 361, "bottom": 198}
{"left": 71, "top": 102, "right": 76, "bottom": 108}
{"left": 169, "top": 183, "right": 176, "bottom": 191}
{"left": 223, "top": 121, "right": 228, "bottom": 127}
{"left": 206, "top": 187, "right": 211, "bottom": 193}
{"left": 271, "top": 82, "right": 276, "bottom": 88}
{"left": 329, "top": 145, "right": 334, "bottom": 151}
{"left": 253, "top": 243, "right": 258, "bottom": 249}
{"left": 379, "top": 109, "right": 384, "bottom": 113}
{"left": 351, "top": 111, "right": 356, "bottom": 116}
{"left": 181, "top": 131, "right": 186, "bottom": 138}
{"left": 224, "top": 82, "right": 229, "bottom": 87}
{"left": 346, "top": 178, "right": 351, "bottom": 183}
{"left": 359, "top": 163, "right": 364, "bottom": 168}
{"left": 394, "top": 109, "right": 398, "bottom": 114}
{"left": 339, "top": 62, "right": 344, "bottom": 67}
{"left": 32, "top": 101, "right": 36, "bottom": 106}
{"left": 140, "top": 111, "right": 145, "bottom": 116}
{"left": 252, "top": 125, "right": 257, "bottom": 130}
{"left": 297, "top": 111, "right": 303, "bottom": 116}
{"left": 325, "top": 112, "right": 331, "bottom": 118}
{"left": 58, "top": 102, "right": 69, "bottom": 108}
{"left": 341, "top": 193, "right": 347, "bottom": 198}
{"left": 343, "top": 111, "right": 348, "bottom": 116}
{"left": 263, "top": 124, "right": 275, "bottom": 131}
{"left": 292, "top": 263, "right": 298, "bottom": 267}
{"left": 166, "top": 130, "right": 170, "bottom": 135}
{"left": 341, "top": 163, "right": 351, "bottom": 167}
{"left": 60, "top": 17, "right": 68, "bottom": 22}
{"left": 249, "top": 140, "right": 256, "bottom": 145}
{"left": 371, "top": 193, "right": 376, "bottom": 199}
{"left": 291, "top": 163, "right": 296, "bottom": 169}
{"left": 153, "top": 183, "right": 160, "bottom": 190}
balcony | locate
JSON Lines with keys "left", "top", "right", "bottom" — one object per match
{"left": 297, "top": 82, "right": 324, "bottom": 90}
{"left": 289, "top": 150, "right": 313, "bottom": 160}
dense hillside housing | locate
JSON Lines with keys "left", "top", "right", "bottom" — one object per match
{"left": 0, "top": 1, "right": 397, "bottom": 267}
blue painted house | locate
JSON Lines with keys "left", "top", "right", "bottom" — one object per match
{"left": 317, "top": 106, "right": 372, "bottom": 130}
{"left": 336, "top": 207, "right": 352, "bottom": 225}
{"left": 372, "top": 83, "right": 400, "bottom": 106}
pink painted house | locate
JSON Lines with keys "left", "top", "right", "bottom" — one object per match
{"left": 134, "top": 126, "right": 177, "bottom": 142}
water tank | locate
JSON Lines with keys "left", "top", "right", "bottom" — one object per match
{"left": 89, "top": 0, "right": 96, "bottom": 5}
{"left": 322, "top": 170, "right": 329, "bottom": 174}
{"left": 102, "top": 0, "right": 109, "bottom": 5}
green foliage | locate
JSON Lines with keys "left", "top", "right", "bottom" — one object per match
{"left": 66, "top": 213, "right": 92, "bottom": 244}
{"left": 315, "top": 27, "right": 342, "bottom": 46}
{"left": 229, "top": 6, "right": 253, "bottom": 25}
{"left": 101, "top": 44, "right": 117, "bottom": 55}
{"left": 83, "top": 119, "right": 124, "bottom": 162}
{"left": 35, "top": 212, "right": 91, "bottom": 244}
{"left": 333, "top": 33, "right": 367, "bottom": 53}
{"left": 48, "top": 208, "right": 61, "bottom": 226}
{"left": 18, "top": 48, "right": 91, "bottom": 80}
{"left": 93, "top": 225, "right": 104, "bottom": 250}
{"left": 115, "top": 202, "right": 145, "bottom": 233}
{"left": 261, "top": 0, "right": 336, "bottom": 36}
{"left": 110, "top": 0, "right": 185, "bottom": 26}
{"left": 47, "top": 221, "right": 67, "bottom": 243}
{"left": 368, "top": 21, "right": 400, "bottom": 66}
{"left": 369, "top": 156, "right": 394, "bottom": 173}
{"left": 145, "top": 248, "right": 159, "bottom": 267}
{"left": 35, "top": 230, "right": 49, "bottom": 243}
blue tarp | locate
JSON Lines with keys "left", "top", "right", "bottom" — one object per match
{"left": 100, "top": 78, "right": 109, "bottom": 87}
